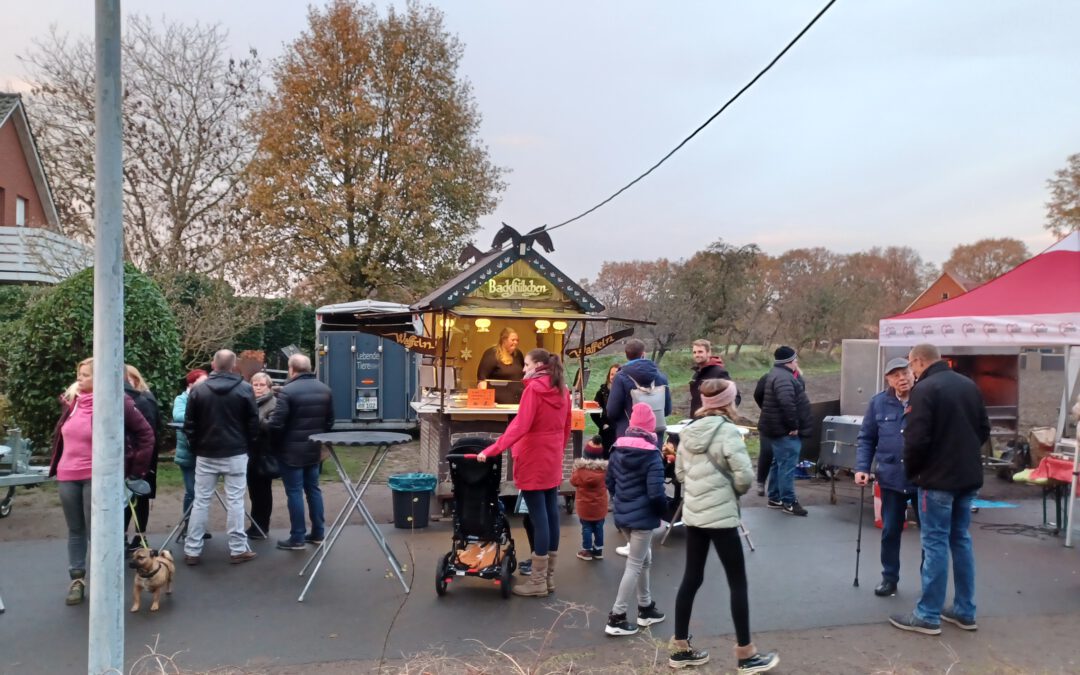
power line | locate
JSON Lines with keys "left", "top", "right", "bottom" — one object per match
{"left": 546, "top": 0, "right": 839, "bottom": 233}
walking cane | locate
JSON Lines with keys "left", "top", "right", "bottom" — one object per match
{"left": 854, "top": 480, "right": 867, "bottom": 588}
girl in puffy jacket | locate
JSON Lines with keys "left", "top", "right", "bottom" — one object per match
{"left": 669, "top": 379, "right": 778, "bottom": 673}
{"left": 604, "top": 403, "right": 667, "bottom": 636}
{"left": 478, "top": 348, "right": 571, "bottom": 598}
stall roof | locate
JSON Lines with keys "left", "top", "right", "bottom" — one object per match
{"left": 316, "top": 299, "right": 411, "bottom": 316}
{"left": 412, "top": 240, "right": 604, "bottom": 314}
{"left": 879, "top": 232, "right": 1080, "bottom": 347}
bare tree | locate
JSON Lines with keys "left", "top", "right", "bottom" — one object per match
{"left": 21, "top": 15, "right": 264, "bottom": 277}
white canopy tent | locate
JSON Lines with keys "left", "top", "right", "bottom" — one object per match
{"left": 879, "top": 232, "right": 1080, "bottom": 546}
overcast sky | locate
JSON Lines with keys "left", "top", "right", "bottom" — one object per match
{"left": 2, "top": 1, "right": 1078, "bottom": 283}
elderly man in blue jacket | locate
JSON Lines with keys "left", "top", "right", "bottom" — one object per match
{"left": 854, "top": 357, "right": 916, "bottom": 598}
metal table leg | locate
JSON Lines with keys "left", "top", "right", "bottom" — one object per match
{"left": 300, "top": 449, "right": 379, "bottom": 576}
{"left": 298, "top": 443, "right": 410, "bottom": 601}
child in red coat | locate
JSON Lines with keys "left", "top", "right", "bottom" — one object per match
{"left": 571, "top": 435, "right": 609, "bottom": 560}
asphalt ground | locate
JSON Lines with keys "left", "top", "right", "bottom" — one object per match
{"left": 3, "top": 494, "right": 1080, "bottom": 674}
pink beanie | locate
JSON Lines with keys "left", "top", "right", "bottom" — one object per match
{"left": 628, "top": 402, "right": 656, "bottom": 433}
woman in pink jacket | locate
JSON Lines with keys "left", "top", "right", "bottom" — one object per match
{"left": 477, "top": 348, "right": 571, "bottom": 597}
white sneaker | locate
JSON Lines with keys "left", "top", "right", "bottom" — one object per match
{"left": 616, "top": 544, "right": 629, "bottom": 557}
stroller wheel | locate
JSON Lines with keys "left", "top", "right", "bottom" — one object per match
{"left": 436, "top": 554, "right": 449, "bottom": 597}
{"left": 499, "top": 555, "right": 513, "bottom": 599}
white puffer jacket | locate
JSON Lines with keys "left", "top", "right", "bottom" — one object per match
{"left": 675, "top": 415, "right": 754, "bottom": 529}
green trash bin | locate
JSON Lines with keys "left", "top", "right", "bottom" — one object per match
{"left": 388, "top": 473, "right": 437, "bottom": 529}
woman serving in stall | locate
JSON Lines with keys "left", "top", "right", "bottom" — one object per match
{"left": 476, "top": 328, "right": 526, "bottom": 404}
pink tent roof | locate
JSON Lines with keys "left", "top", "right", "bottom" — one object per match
{"left": 879, "top": 233, "right": 1080, "bottom": 346}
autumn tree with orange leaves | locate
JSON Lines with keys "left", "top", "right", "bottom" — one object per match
{"left": 243, "top": 0, "right": 505, "bottom": 303}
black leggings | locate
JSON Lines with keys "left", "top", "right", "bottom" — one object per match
{"left": 522, "top": 513, "right": 535, "bottom": 553}
{"left": 674, "top": 526, "right": 751, "bottom": 646}
{"left": 756, "top": 436, "right": 774, "bottom": 486}
{"left": 521, "top": 488, "right": 560, "bottom": 555}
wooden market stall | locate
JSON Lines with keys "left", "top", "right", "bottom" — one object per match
{"left": 408, "top": 226, "right": 639, "bottom": 516}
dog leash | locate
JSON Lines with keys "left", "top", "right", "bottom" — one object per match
{"left": 128, "top": 495, "right": 152, "bottom": 552}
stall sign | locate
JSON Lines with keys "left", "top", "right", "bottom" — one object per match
{"left": 466, "top": 388, "right": 497, "bottom": 408}
{"left": 571, "top": 409, "right": 586, "bottom": 431}
{"left": 383, "top": 332, "right": 439, "bottom": 356}
{"left": 566, "top": 327, "right": 635, "bottom": 359}
{"left": 479, "top": 275, "right": 552, "bottom": 300}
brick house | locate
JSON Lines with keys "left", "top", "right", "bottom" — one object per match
{"left": 0, "top": 93, "right": 89, "bottom": 284}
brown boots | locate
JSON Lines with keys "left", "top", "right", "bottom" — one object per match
{"left": 513, "top": 554, "right": 549, "bottom": 597}
{"left": 546, "top": 551, "right": 557, "bottom": 593}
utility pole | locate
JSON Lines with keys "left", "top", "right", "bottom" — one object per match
{"left": 88, "top": 1, "right": 125, "bottom": 672}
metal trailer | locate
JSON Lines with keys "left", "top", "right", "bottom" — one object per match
{"left": 315, "top": 300, "right": 421, "bottom": 431}
{"left": 0, "top": 428, "right": 51, "bottom": 518}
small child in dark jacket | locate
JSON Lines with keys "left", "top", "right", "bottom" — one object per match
{"left": 571, "top": 436, "right": 609, "bottom": 561}
{"left": 604, "top": 403, "right": 668, "bottom": 637}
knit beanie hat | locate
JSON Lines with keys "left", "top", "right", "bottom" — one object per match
{"left": 628, "top": 402, "right": 657, "bottom": 433}
{"left": 774, "top": 346, "right": 797, "bottom": 365}
{"left": 584, "top": 436, "right": 604, "bottom": 459}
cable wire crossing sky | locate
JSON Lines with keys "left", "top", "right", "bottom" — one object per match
{"left": 2, "top": 1, "right": 1077, "bottom": 279}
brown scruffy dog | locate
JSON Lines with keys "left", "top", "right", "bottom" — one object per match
{"left": 130, "top": 548, "right": 175, "bottom": 612}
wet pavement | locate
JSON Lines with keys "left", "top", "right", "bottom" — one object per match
{"left": 2, "top": 497, "right": 1079, "bottom": 673}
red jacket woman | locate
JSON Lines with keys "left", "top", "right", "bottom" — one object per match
{"left": 478, "top": 348, "right": 571, "bottom": 598}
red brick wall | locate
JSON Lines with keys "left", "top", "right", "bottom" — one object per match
{"left": 0, "top": 117, "right": 49, "bottom": 228}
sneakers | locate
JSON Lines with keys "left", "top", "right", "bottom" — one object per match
{"left": 637, "top": 601, "right": 666, "bottom": 627}
{"left": 65, "top": 577, "right": 86, "bottom": 606}
{"left": 304, "top": 533, "right": 324, "bottom": 545}
{"left": 591, "top": 547, "right": 604, "bottom": 560}
{"left": 230, "top": 550, "right": 258, "bottom": 564}
{"left": 615, "top": 544, "right": 630, "bottom": 557}
{"left": 941, "top": 608, "right": 978, "bottom": 631}
{"left": 874, "top": 580, "right": 898, "bottom": 597}
{"left": 756, "top": 484, "right": 766, "bottom": 497}
{"left": 669, "top": 637, "right": 710, "bottom": 669}
{"left": 576, "top": 549, "right": 594, "bottom": 561}
{"left": 518, "top": 559, "right": 532, "bottom": 576}
{"left": 276, "top": 539, "right": 306, "bottom": 551}
{"left": 766, "top": 499, "right": 782, "bottom": 509}
{"left": 738, "top": 651, "right": 780, "bottom": 674}
{"left": 889, "top": 612, "right": 942, "bottom": 635}
{"left": 782, "top": 501, "right": 808, "bottom": 517}
{"left": 605, "top": 612, "right": 639, "bottom": 636}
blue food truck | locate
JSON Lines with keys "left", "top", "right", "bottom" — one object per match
{"left": 315, "top": 300, "right": 421, "bottom": 430}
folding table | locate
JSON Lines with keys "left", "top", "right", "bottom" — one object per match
{"left": 298, "top": 431, "right": 413, "bottom": 601}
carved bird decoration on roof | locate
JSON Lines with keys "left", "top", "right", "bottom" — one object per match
{"left": 457, "top": 243, "right": 485, "bottom": 266}
{"left": 490, "top": 223, "right": 555, "bottom": 253}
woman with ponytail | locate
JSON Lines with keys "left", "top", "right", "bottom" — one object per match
{"left": 668, "top": 378, "right": 778, "bottom": 673}
{"left": 477, "top": 348, "right": 571, "bottom": 597}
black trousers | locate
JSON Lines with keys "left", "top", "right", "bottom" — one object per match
{"left": 247, "top": 466, "right": 274, "bottom": 533}
{"left": 756, "top": 436, "right": 774, "bottom": 486}
{"left": 674, "top": 526, "right": 751, "bottom": 646}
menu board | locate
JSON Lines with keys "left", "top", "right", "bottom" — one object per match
{"left": 466, "top": 388, "right": 497, "bottom": 408}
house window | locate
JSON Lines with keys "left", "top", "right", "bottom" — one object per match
{"left": 940, "top": 292, "right": 949, "bottom": 300}
{"left": 15, "top": 196, "right": 28, "bottom": 226}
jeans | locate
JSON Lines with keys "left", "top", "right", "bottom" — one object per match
{"left": 612, "top": 528, "right": 653, "bottom": 615}
{"left": 185, "top": 455, "right": 249, "bottom": 557}
{"left": 280, "top": 463, "right": 324, "bottom": 543}
{"left": 180, "top": 464, "right": 196, "bottom": 519}
{"left": 580, "top": 518, "right": 605, "bottom": 550}
{"left": 521, "top": 488, "right": 560, "bottom": 555}
{"left": 58, "top": 480, "right": 92, "bottom": 574}
{"left": 766, "top": 434, "right": 800, "bottom": 505}
{"left": 880, "top": 488, "right": 917, "bottom": 583}
{"left": 915, "top": 488, "right": 977, "bottom": 625}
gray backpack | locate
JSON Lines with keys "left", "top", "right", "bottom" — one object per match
{"left": 626, "top": 375, "right": 667, "bottom": 435}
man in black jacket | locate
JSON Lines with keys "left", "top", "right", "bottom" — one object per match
{"left": 183, "top": 349, "right": 259, "bottom": 565}
{"left": 890, "top": 343, "right": 989, "bottom": 637}
{"left": 756, "top": 346, "right": 812, "bottom": 517}
{"left": 269, "top": 353, "right": 334, "bottom": 551}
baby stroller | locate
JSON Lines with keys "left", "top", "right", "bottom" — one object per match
{"left": 436, "top": 436, "right": 517, "bottom": 598}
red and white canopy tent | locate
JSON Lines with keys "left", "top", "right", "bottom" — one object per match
{"left": 879, "top": 232, "right": 1080, "bottom": 545}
